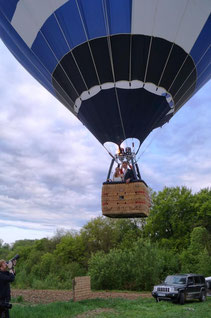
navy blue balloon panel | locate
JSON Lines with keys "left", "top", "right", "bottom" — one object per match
{"left": 0, "top": 0, "right": 210, "bottom": 146}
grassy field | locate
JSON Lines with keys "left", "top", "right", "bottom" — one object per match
{"left": 10, "top": 296, "right": 211, "bottom": 318}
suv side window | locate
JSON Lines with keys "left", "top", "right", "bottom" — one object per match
{"left": 179, "top": 277, "right": 186, "bottom": 284}
{"left": 194, "top": 276, "right": 201, "bottom": 284}
{"left": 188, "top": 277, "right": 194, "bottom": 285}
{"left": 200, "top": 276, "right": 205, "bottom": 284}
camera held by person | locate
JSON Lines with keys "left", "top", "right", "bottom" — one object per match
{"left": 6, "top": 254, "right": 19, "bottom": 273}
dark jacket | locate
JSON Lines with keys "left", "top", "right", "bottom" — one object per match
{"left": 124, "top": 169, "right": 135, "bottom": 182}
{"left": 0, "top": 271, "right": 15, "bottom": 301}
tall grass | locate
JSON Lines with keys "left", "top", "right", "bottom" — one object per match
{"left": 11, "top": 297, "right": 211, "bottom": 318}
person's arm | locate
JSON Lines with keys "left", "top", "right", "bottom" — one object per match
{"left": 130, "top": 169, "right": 135, "bottom": 180}
{"left": 125, "top": 170, "right": 135, "bottom": 183}
{"left": 0, "top": 271, "right": 15, "bottom": 283}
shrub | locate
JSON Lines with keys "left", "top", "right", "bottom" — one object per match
{"left": 88, "top": 239, "right": 179, "bottom": 291}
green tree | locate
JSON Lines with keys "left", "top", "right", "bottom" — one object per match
{"left": 54, "top": 232, "right": 86, "bottom": 267}
{"left": 80, "top": 217, "right": 143, "bottom": 256}
{"left": 193, "top": 188, "right": 211, "bottom": 232}
{"left": 80, "top": 217, "right": 119, "bottom": 255}
{"left": 144, "top": 186, "right": 197, "bottom": 251}
{"left": 180, "top": 227, "right": 211, "bottom": 276}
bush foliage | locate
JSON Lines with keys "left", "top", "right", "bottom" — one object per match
{"left": 0, "top": 186, "right": 210, "bottom": 290}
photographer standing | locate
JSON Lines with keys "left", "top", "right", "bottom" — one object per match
{"left": 0, "top": 260, "right": 15, "bottom": 318}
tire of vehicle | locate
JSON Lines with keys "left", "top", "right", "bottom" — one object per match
{"left": 156, "top": 297, "right": 160, "bottom": 302}
{"left": 199, "top": 291, "right": 206, "bottom": 302}
{"left": 179, "top": 292, "right": 185, "bottom": 305}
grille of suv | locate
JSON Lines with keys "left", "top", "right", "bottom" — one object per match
{"left": 157, "top": 287, "right": 170, "bottom": 292}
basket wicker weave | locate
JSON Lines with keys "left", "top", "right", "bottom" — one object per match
{"left": 102, "top": 181, "right": 150, "bottom": 218}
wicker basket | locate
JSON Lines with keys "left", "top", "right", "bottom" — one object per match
{"left": 102, "top": 181, "right": 150, "bottom": 218}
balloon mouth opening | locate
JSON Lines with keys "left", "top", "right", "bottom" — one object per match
{"left": 74, "top": 80, "right": 174, "bottom": 115}
{"left": 104, "top": 138, "right": 140, "bottom": 156}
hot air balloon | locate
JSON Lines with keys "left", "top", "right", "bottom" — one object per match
{"left": 0, "top": 0, "right": 210, "bottom": 218}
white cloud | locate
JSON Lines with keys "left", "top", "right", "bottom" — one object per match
{"left": 0, "top": 226, "right": 53, "bottom": 245}
{"left": 0, "top": 42, "right": 108, "bottom": 243}
{"left": 138, "top": 85, "right": 211, "bottom": 192}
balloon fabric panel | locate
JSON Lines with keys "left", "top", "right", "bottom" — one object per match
{"left": 89, "top": 37, "right": 113, "bottom": 84}
{"left": 0, "top": 0, "right": 18, "bottom": 21}
{"left": 76, "top": 0, "right": 107, "bottom": 39}
{"left": 105, "top": 0, "right": 132, "bottom": 35}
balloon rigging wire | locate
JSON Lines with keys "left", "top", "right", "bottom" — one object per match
{"left": 163, "top": 0, "right": 209, "bottom": 109}
{"left": 103, "top": 144, "right": 119, "bottom": 164}
{"left": 143, "top": 36, "right": 153, "bottom": 85}
{"left": 25, "top": 0, "right": 81, "bottom": 100}
{"left": 174, "top": 61, "right": 211, "bottom": 114}
{"left": 167, "top": 55, "right": 189, "bottom": 92}
{"left": 173, "top": 44, "right": 211, "bottom": 106}
{"left": 75, "top": 0, "right": 102, "bottom": 87}
{"left": 135, "top": 128, "right": 162, "bottom": 163}
{"left": 129, "top": 34, "right": 132, "bottom": 84}
{"left": 143, "top": 0, "right": 158, "bottom": 85}
{"left": 167, "top": 4, "right": 209, "bottom": 96}
{"left": 156, "top": 0, "right": 190, "bottom": 90}
{"left": 157, "top": 43, "right": 175, "bottom": 88}
{"left": 53, "top": 11, "right": 89, "bottom": 91}
{"left": 135, "top": 143, "right": 141, "bottom": 156}
{"left": 102, "top": 0, "right": 127, "bottom": 145}
{"left": 165, "top": 0, "right": 191, "bottom": 93}
{"left": 39, "top": 29, "right": 81, "bottom": 98}
{"left": 49, "top": 0, "right": 88, "bottom": 91}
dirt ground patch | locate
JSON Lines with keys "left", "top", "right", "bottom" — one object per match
{"left": 11, "top": 289, "right": 152, "bottom": 304}
{"left": 74, "top": 308, "right": 116, "bottom": 318}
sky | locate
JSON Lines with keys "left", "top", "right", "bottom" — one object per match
{"left": 0, "top": 40, "right": 210, "bottom": 245}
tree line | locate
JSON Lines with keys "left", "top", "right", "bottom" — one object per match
{"left": 0, "top": 186, "right": 210, "bottom": 291}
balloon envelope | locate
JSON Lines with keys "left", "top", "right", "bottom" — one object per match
{"left": 0, "top": 0, "right": 210, "bottom": 147}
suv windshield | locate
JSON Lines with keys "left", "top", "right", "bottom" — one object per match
{"left": 164, "top": 275, "right": 186, "bottom": 285}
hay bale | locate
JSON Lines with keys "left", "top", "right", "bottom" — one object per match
{"left": 73, "top": 276, "right": 91, "bottom": 302}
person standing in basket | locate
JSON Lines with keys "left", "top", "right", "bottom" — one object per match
{"left": 122, "top": 161, "right": 135, "bottom": 183}
{"left": 113, "top": 166, "right": 124, "bottom": 182}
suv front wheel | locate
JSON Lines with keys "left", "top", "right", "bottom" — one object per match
{"left": 179, "top": 292, "right": 185, "bottom": 305}
{"left": 199, "top": 291, "right": 206, "bottom": 302}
